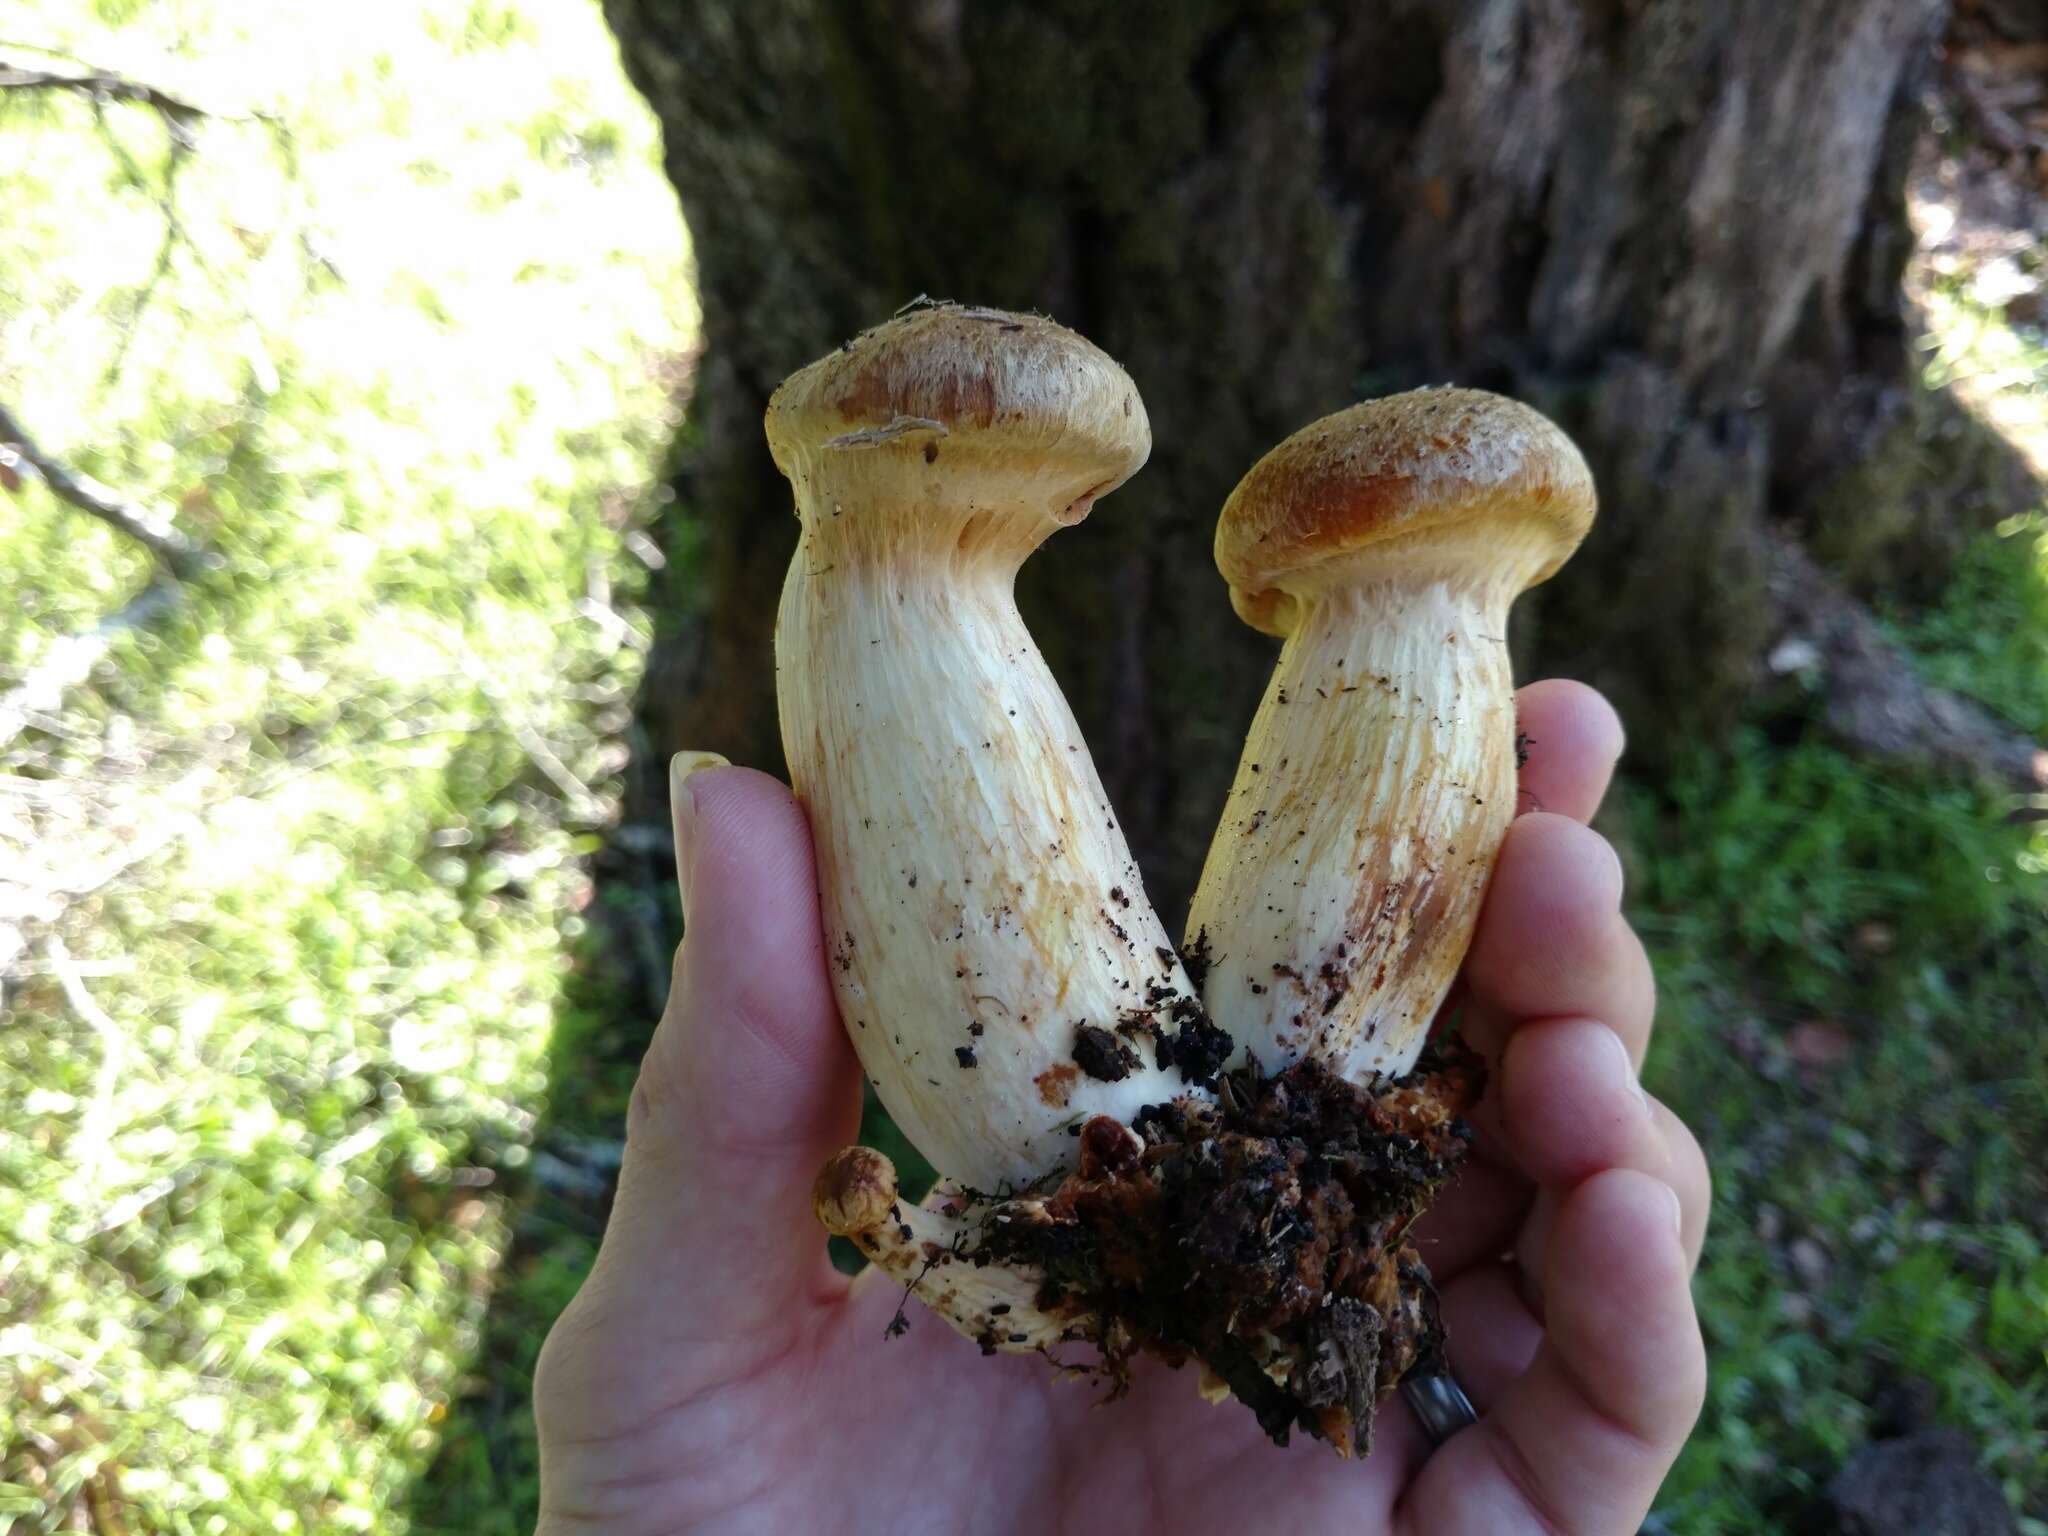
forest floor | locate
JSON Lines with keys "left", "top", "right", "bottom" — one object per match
{"left": 1, "top": 4, "right": 2044, "bottom": 1534}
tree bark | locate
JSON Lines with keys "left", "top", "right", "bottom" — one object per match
{"left": 606, "top": 0, "right": 2028, "bottom": 917}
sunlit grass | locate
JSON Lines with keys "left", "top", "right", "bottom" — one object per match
{"left": 1920, "top": 283, "right": 2048, "bottom": 483}
{"left": 0, "top": 0, "right": 689, "bottom": 1529}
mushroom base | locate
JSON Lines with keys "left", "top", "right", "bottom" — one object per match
{"left": 980, "top": 1045, "right": 1483, "bottom": 1457}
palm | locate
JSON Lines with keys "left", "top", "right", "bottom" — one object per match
{"left": 536, "top": 683, "right": 1707, "bottom": 1536}
{"left": 541, "top": 1159, "right": 1531, "bottom": 1533}
{"left": 551, "top": 1255, "right": 1401, "bottom": 1533}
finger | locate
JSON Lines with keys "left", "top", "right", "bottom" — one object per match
{"left": 1462, "top": 814, "right": 1657, "bottom": 1066}
{"left": 1437, "top": 1262, "right": 1542, "bottom": 1409}
{"left": 1510, "top": 1094, "right": 1713, "bottom": 1304}
{"left": 1500, "top": 1023, "right": 1717, "bottom": 1310}
{"left": 1411, "top": 1020, "right": 1652, "bottom": 1289}
{"left": 1395, "top": 1170, "right": 1705, "bottom": 1536}
{"left": 1655, "top": 1097, "right": 1713, "bottom": 1270}
{"left": 1485, "top": 1016, "right": 1663, "bottom": 1317}
{"left": 1512, "top": 679, "right": 1624, "bottom": 824}
{"left": 1407, "top": 1159, "right": 1529, "bottom": 1280}
{"left": 1413, "top": 1023, "right": 1708, "bottom": 1465}
{"left": 1498, "top": 1017, "right": 1666, "bottom": 1189}
{"left": 1434, "top": 679, "right": 1618, "bottom": 1049}
{"left": 593, "top": 761, "right": 862, "bottom": 1330}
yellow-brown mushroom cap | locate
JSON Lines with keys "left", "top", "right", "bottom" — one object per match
{"left": 765, "top": 302, "right": 1150, "bottom": 517}
{"left": 1217, "top": 388, "right": 1596, "bottom": 636}
{"left": 813, "top": 1146, "right": 900, "bottom": 1238}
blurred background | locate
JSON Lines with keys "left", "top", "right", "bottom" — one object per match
{"left": 0, "top": 0, "right": 2043, "bottom": 1531}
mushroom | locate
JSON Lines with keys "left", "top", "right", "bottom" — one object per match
{"left": 812, "top": 1147, "right": 1087, "bottom": 1352}
{"left": 1185, "top": 387, "right": 1597, "bottom": 1081}
{"left": 770, "top": 335, "right": 1558, "bottom": 1456}
{"left": 770, "top": 303, "right": 1225, "bottom": 1349}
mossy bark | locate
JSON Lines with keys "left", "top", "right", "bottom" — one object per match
{"left": 607, "top": 0, "right": 1989, "bottom": 916}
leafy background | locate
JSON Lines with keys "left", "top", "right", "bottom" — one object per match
{"left": 0, "top": 1, "right": 2042, "bottom": 1532}
{"left": 1, "top": 0, "right": 687, "bottom": 1528}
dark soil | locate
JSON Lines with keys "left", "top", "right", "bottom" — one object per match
{"left": 979, "top": 1045, "right": 1483, "bottom": 1457}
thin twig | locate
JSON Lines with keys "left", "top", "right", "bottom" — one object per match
{"left": 0, "top": 40, "right": 94, "bottom": 61}
{"left": 3, "top": 955, "right": 134, "bottom": 979}
{"left": 0, "top": 711, "right": 496, "bottom": 964}
{"left": 100, "top": 113, "right": 196, "bottom": 382}
{"left": 507, "top": 715, "right": 604, "bottom": 822}
{"left": 457, "top": 654, "right": 605, "bottom": 823}
{"left": 87, "top": 92, "right": 228, "bottom": 299}
{"left": 0, "top": 59, "right": 209, "bottom": 126}
{"left": 0, "top": 402, "right": 206, "bottom": 575}
{"left": 84, "top": 1173, "right": 179, "bottom": 1239}
{"left": 0, "top": 1329, "right": 112, "bottom": 1390}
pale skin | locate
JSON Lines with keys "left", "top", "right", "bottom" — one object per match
{"left": 533, "top": 679, "right": 1711, "bottom": 1536}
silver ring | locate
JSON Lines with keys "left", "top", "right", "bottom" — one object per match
{"left": 1401, "top": 1372, "right": 1479, "bottom": 1446}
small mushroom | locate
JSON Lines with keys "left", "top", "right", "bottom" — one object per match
{"left": 1186, "top": 387, "right": 1597, "bottom": 1079}
{"left": 813, "top": 1147, "right": 1086, "bottom": 1349}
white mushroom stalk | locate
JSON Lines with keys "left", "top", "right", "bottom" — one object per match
{"left": 770, "top": 303, "right": 1225, "bottom": 1351}
{"left": 1185, "top": 388, "right": 1598, "bottom": 1082}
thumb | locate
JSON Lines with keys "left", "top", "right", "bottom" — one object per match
{"left": 586, "top": 755, "right": 863, "bottom": 1336}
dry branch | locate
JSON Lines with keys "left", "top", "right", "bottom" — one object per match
{"left": 0, "top": 58, "right": 209, "bottom": 127}
{"left": 0, "top": 401, "right": 223, "bottom": 751}
{"left": 0, "top": 403, "right": 206, "bottom": 576}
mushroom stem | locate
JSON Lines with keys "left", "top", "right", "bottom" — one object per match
{"left": 1188, "top": 575, "right": 1520, "bottom": 1079}
{"left": 1186, "top": 388, "right": 1597, "bottom": 1081}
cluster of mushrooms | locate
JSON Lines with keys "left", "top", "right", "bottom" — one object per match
{"left": 768, "top": 301, "right": 1596, "bottom": 1456}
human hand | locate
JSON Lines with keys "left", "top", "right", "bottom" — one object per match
{"left": 533, "top": 678, "right": 1708, "bottom": 1535}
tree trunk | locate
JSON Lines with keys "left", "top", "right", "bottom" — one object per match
{"left": 606, "top": 0, "right": 2024, "bottom": 918}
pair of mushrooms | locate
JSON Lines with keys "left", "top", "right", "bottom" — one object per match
{"left": 769, "top": 303, "right": 1594, "bottom": 1452}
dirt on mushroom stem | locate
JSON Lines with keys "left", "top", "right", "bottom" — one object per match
{"left": 973, "top": 1042, "right": 1483, "bottom": 1457}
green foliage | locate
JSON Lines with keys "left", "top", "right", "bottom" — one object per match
{"left": 0, "top": 0, "right": 688, "bottom": 1530}
{"left": 1629, "top": 594, "right": 2048, "bottom": 1527}
{"left": 1890, "top": 511, "right": 2048, "bottom": 735}
{"left": 1629, "top": 271, "right": 2048, "bottom": 1533}
{"left": 403, "top": 932, "right": 645, "bottom": 1535}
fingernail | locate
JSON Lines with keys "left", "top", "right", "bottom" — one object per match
{"left": 1598, "top": 1024, "right": 1649, "bottom": 1110}
{"left": 670, "top": 751, "right": 729, "bottom": 910}
{"left": 1663, "top": 1181, "right": 1684, "bottom": 1242}
{"left": 1598, "top": 834, "right": 1626, "bottom": 904}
